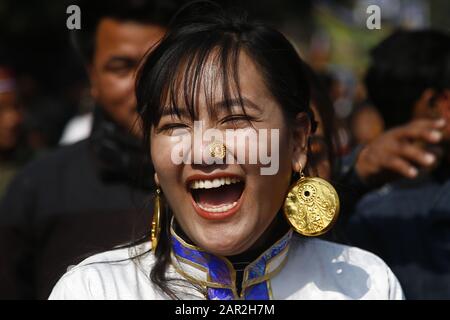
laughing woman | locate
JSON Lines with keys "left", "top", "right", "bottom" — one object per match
{"left": 50, "top": 3, "right": 403, "bottom": 300}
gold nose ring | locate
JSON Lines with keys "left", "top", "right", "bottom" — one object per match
{"left": 209, "top": 141, "right": 226, "bottom": 159}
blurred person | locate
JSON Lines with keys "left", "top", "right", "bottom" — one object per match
{"left": 306, "top": 69, "right": 337, "bottom": 181}
{"left": 345, "top": 30, "right": 450, "bottom": 299}
{"left": 24, "top": 96, "right": 75, "bottom": 153}
{"left": 296, "top": 65, "right": 440, "bottom": 245}
{"left": 350, "top": 104, "right": 384, "bottom": 146}
{"left": 50, "top": 3, "right": 403, "bottom": 300}
{"left": 0, "top": 0, "right": 180, "bottom": 299}
{"left": 334, "top": 30, "right": 449, "bottom": 214}
{"left": 0, "top": 66, "right": 25, "bottom": 197}
{"left": 11, "top": 71, "right": 80, "bottom": 154}
{"left": 335, "top": 118, "right": 447, "bottom": 229}
{"left": 59, "top": 85, "right": 95, "bottom": 145}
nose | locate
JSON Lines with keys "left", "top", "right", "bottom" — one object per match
{"left": 191, "top": 139, "right": 226, "bottom": 165}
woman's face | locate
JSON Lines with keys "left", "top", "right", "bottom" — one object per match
{"left": 151, "top": 52, "right": 309, "bottom": 256}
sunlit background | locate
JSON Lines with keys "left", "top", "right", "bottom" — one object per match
{"left": 0, "top": 0, "right": 448, "bottom": 158}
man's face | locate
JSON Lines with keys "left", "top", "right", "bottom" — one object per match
{"left": 89, "top": 18, "right": 166, "bottom": 136}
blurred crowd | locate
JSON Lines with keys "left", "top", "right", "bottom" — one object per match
{"left": 0, "top": 0, "right": 449, "bottom": 299}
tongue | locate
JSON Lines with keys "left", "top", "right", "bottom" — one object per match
{"left": 195, "top": 183, "right": 243, "bottom": 207}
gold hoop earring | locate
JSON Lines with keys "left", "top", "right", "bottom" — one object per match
{"left": 209, "top": 141, "right": 226, "bottom": 159}
{"left": 151, "top": 188, "right": 162, "bottom": 251}
{"left": 283, "top": 165, "right": 340, "bottom": 237}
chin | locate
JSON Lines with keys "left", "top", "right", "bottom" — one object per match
{"left": 195, "top": 229, "right": 252, "bottom": 257}
{"left": 204, "top": 245, "right": 244, "bottom": 257}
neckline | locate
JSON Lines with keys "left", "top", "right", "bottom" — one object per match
{"left": 169, "top": 223, "right": 293, "bottom": 299}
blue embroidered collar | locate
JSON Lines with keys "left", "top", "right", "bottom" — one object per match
{"left": 170, "top": 225, "right": 293, "bottom": 300}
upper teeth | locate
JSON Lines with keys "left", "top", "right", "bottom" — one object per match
{"left": 190, "top": 177, "right": 241, "bottom": 189}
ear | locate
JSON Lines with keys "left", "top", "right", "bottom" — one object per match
{"left": 291, "top": 112, "right": 312, "bottom": 173}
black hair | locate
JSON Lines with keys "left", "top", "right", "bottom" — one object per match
{"left": 70, "top": 0, "right": 183, "bottom": 63}
{"left": 135, "top": 1, "right": 316, "bottom": 298}
{"left": 365, "top": 29, "right": 450, "bottom": 129}
{"left": 303, "top": 66, "right": 341, "bottom": 180}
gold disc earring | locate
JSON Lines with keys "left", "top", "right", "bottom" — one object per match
{"left": 151, "top": 188, "right": 162, "bottom": 251}
{"left": 283, "top": 165, "right": 340, "bottom": 237}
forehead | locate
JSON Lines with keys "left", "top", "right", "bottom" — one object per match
{"left": 95, "top": 18, "right": 166, "bottom": 59}
{"left": 235, "top": 52, "right": 271, "bottom": 102}
{"left": 166, "top": 50, "right": 274, "bottom": 113}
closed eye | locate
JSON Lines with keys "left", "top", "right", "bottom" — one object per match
{"left": 219, "top": 114, "right": 259, "bottom": 127}
{"left": 156, "top": 122, "right": 190, "bottom": 134}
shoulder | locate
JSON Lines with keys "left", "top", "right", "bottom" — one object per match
{"left": 354, "top": 178, "right": 440, "bottom": 219}
{"left": 276, "top": 236, "right": 403, "bottom": 300}
{"left": 0, "top": 141, "right": 91, "bottom": 221}
{"left": 29, "top": 140, "right": 90, "bottom": 170}
{"left": 291, "top": 236, "right": 388, "bottom": 269}
{"left": 12, "top": 140, "right": 90, "bottom": 183}
{"left": 48, "top": 243, "right": 156, "bottom": 300}
{"left": 10, "top": 140, "right": 93, "bottom": 195}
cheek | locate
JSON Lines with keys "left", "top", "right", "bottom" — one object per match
{"left": 151, "top": 136, "right": 173, "bottom": 174}
{"left": 96, "top": 72, "right": 135, "bottom": 106}
{"left": 241, "top": 128, "right": 292, "bottom": 222}
{"left": 259, "top": 128, "right": 292, "bottom": 204}
{"left": 151, "top": 134, "right": 186, "bottom": 190}
{"left": 250, "top": 165, "right": 291, "bottom": 208}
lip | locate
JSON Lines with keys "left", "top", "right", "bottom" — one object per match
{"left": 186, "top": 172, "right": 245, "bottom": 221}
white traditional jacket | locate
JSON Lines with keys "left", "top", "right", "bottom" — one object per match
{"left": 49, "top": 228, "right": 404, "bottom": 300}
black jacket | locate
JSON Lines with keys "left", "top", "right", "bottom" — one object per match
{"left": 346, "top": 165, "right": 450, "bottom": 299}
{"left": 0, "top": 108, "right": 154, "bottom": 299}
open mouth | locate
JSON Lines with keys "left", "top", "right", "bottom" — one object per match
{"left": 188, "top": 175, "right": 245, "bottom": 219}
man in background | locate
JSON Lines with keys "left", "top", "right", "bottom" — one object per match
{"left": 0, "top": 0, "right": 180, "bottom": 299}
{"left": 346, "top": 30, "right": 450, "bottom": 299}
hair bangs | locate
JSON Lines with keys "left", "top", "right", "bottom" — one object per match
{"left": 139, "top": 31, "right": 248, "bottom": 129}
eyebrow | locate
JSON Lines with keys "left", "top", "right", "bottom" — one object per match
{"left": 104, "top": 56, "right": 138, "bottom": 67}
{"left": 213, "top": 97, "right": 261, "bottom": 111}
{"left": 159, "top": 97, "right": 261, "bottom": 118}
{"left": 160, "top": 107, "right": 191, "bottom": 119}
